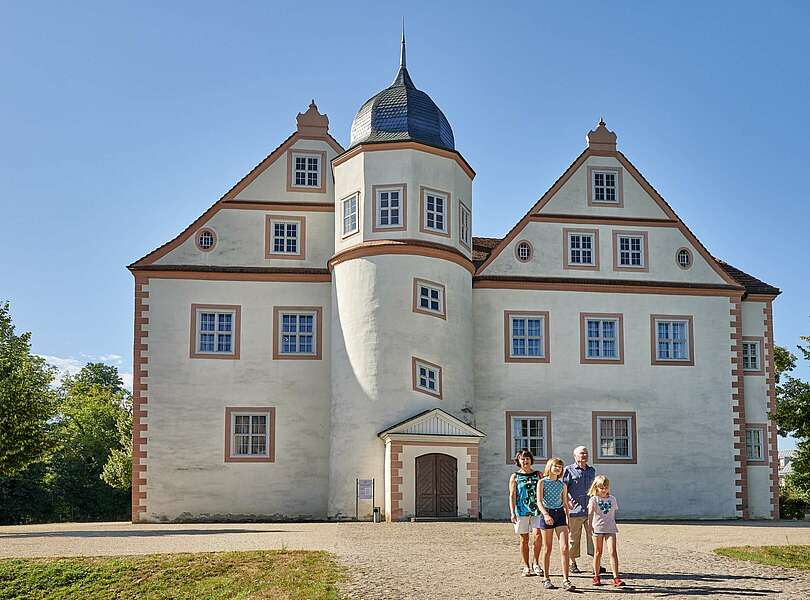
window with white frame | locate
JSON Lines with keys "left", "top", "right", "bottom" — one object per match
{"left": 413, "top": 357, "right": 441, "bottom": 397}
{"left": 596, "top": 415, "right": 633, "bottom": 459}
{"left": 509, "top": 315, "right": 545, "bottom": 359}
{"left": 592, "top": 170, "right": 618, "bottom": 203}
{"left": 654, "top": 319, "right": 691, "bottom": 361}
{"left": 196, "top": 229, "right": 216, "bottom": 251}
{"left": 585, "top": 317, "right": 619, "bottom": 360}
{"left": 376, "top": 187, "right": 402, "bottom": 228}
{"left": 516, "top": 241, "right": 532, "bottom": 262}
{"left": 423, "top": 190, "right": 448, "bottom": 233}
{"left": 196, "top": 309, "right": 236, "bottom": 354}
{"left": 618, "top": 235, "right": 644, "bottom": 267}
{"left": 745, "top": 427, "right": 765, "bottom": 462}
{"left": 231, "top": 413, "right": 269, "bottom": 457}
{"left": 743, "top": 340, "right": 761, "bottom": 371}
{"left": 511, "top": 415, "right": 548, "bottom": 460}
{"left": 568, "top": 232, "right": 595, "bottom": 265}
{"left": 459, "top": 203, "right": 471, "bottom": 248}
{"left": 342, "top": 194, "right": 358, "bottom": 236}
{"left": 415, "top": 280, "right": 445, "bottom": 317}
{"left": 270, "top": 220, "right": 299, "bottom": 254}
{"left": 676, "top": 248, "right": 692, "bottom": 269}
{"left": 293, "top": 153, "right": 320, "bottom": 187}
{"left": 278, "top": 312, "right": 317, "bottom": 355}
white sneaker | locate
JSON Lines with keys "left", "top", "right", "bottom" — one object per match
{"left": 532, "top": 563, "right": 543, "bottom": 577}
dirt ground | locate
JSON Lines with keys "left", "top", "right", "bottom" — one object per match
{"left": 2, "top": 520, "right": 809, "bottom": 598}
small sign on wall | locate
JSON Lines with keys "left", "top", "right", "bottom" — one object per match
{"left": 358, "top": 479, "right": 374, "bottom": 500}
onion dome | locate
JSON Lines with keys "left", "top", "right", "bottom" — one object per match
{"left": 349, "top": 30, "right": 455, "bottom": 151}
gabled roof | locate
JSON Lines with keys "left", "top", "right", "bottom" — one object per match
{"left": 378, "top": 408, "right": 486, "bottom": 438}
{"left": 472, "top": 236, "right": 779, "bottom": 297}
{"left": 474, "top": 123, "right": 742, "bottom": 288}
{"left": 128, "top": 103, "right": 343, "bottom": 271}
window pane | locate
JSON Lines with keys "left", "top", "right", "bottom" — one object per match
{"left": 199, "top": 333, "right": 214, "bottom": 352}
{"left": 601, "top": 419, "right": 614, "bottom": 437}
{"left": 235, "top": 416, "right": 250, "bottom": 434}
{"left": 217, "top": 334, "right": 231, "bottom": 352}
{"left": 218, "top": 313, "right": 232, "bottom": 332}
{"left": 200, "top": 313, "right": 215, "bottom": 331}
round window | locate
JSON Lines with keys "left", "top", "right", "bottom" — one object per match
{"left": 515, "top": 240, "right": 533, "bottom": 262}
{"left": 676, "top": 247, "right": 692, "bottom": 269}
{"left": 197, "top": 229, "right": 216, "bottom": 252}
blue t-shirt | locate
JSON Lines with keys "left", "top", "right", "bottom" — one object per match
{"left": 541, "top": 477, "right": 564, "bottom": 509}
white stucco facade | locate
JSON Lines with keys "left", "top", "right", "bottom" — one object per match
{"left": 129, "top": 70, "right": 780, "bottom": 524}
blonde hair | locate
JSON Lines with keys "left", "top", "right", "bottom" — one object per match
{"left": 543, "top": 457, "right": 565, "bottom": 479}
{"left": 587, "top": 474, "right": 610, "bottom": 496}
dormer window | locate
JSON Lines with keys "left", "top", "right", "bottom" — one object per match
{"left": 587, "top": 166, "right": 623, "bottom": 207}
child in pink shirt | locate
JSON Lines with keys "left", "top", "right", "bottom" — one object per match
{"left": 587, "top": 475, "right": 625, "bottom": 587}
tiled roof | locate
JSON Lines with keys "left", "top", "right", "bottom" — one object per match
{"left": 472, "top": 237, "right": 501, "bottom": 267}
{"left": 471, "top": 237, "right": 780, "bottom": 296}
{"left": 716, "top": 261, "right": 781, "bottom": 296}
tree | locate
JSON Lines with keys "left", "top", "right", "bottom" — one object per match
{"left": 0, "top": 301, "right": 58, "bottom": 477}
{"left": 48, "top": 363, "right": 131, "bottom": 521}
{"left": 773, "top": 338, "right": 810, "bottom": 501}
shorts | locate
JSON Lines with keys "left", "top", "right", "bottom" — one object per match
{"left": 537, "top": 507, "right": 567, "bottom": 530}
{"left": 593, "top": 532, "right": 617, "bottom": 538}
{"left": 514, "top": 515, "right": 543, "bottom": 534}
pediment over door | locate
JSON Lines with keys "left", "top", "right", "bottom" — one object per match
{"left": 378, "top": 408, "right": 485, "bottom": 443}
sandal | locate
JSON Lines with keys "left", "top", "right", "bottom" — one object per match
{"left": 543, "top": 579, "right": 556, "bottom": 589}
{"left": 592, "top": 575, "right": 602, "bottom": 586}
{"left": 613, "top": 578, "right": 626, "bottom": 587}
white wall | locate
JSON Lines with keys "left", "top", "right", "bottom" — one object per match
{"left": 236, "top": 138, "right": 339, "bottom": 203}
{"left": 472, "top": 287, "right": 738, "bottom": 519}
{"left": 485, "top": 220, "right": 727, "bottom": 285}
{"left": 540, "top": 155, "right": 669, "bottom": 218}
{"left": 140, "top": 277, "right": 331, "bottom": 521}
{"left": 155, "top": 208, "right": 334, "bottom": 269}
{"left": 329, "top": 255, "right": 473, "bottom": 518}
{"left": 333, "top": 148, "right": 473, "bottom": 258}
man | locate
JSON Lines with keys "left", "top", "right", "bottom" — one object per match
{"left": 563, "top": 446, "right": 603, "bottom": 574}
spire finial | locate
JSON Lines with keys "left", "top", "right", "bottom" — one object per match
{"left": 400, "top": 18, "right": 406, "bottom": 68}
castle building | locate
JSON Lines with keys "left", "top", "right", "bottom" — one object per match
{"left": 128, "top": 38, "right": 780, "bottom": 522}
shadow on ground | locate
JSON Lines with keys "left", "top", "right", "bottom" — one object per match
{"left": 0, "top": 529, "right": 293, "bottom": 539}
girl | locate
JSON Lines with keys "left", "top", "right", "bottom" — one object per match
{"left": 508, "top": 448, "right": 544, "bottom": 577}
{"left": 587, "top": 475, "right": 625, "bottom": 587}
{"left": 537, "top": 457, "right": 574, "bottom": 591}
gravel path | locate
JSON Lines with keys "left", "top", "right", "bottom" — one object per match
{"left": 2, "top": 520, "right": 809, "bottom": 598}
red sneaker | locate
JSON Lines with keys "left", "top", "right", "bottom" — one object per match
{"left": 613, "top": 578, "right": 626, "bottom": 587}
{"left": 592, "top": 575, "right": 602, "bottom": 586}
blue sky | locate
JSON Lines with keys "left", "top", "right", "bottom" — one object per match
{"left": 2, "top": 1, "right": 807, "bottom": 450}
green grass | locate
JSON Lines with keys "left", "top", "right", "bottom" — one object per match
{"left": 0, "top": 550, "right": 346, "bottom": 599}
{"left": 714, "top": 545, "right": 810, "bottom": 571}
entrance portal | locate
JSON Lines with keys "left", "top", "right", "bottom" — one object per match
{"left": 415, "top": 453, "right": 457, "bottom": 517}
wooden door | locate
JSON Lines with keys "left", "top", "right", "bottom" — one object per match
{"left": 415, "top": 453, "right": 457, "bottom": 517}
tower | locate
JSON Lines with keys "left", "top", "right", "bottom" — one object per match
{"left": 328, "top": 33, "right": 479, "bottom": 519}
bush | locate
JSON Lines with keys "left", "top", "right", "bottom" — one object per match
{"left": 780, "top": 484, "right": 810, "bottom": 520}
